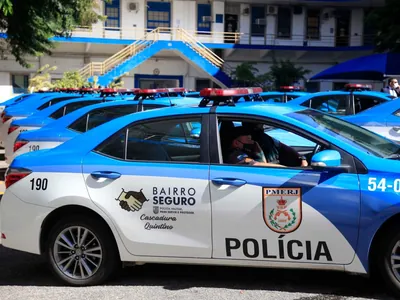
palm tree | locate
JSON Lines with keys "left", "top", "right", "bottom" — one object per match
{"left": 231, "top": 62, "right": 260, "bottom": 87}
{"left": 269, "top": 59, "right": 311, "bottom": 89}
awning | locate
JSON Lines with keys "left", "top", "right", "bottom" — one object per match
{"left": 309, "top": 53, "right": 400, "bottom": 81}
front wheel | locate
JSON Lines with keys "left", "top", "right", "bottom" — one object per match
{"left": 46, "top": 215, "right": 120, "bottom": 286}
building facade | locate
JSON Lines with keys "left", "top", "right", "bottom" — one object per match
{"left": 0, "top": 0, "right": 385, "bottom": 97}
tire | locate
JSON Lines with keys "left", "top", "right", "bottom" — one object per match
{"left": 45, "top": 215, "right": 121, "bottom": 286}
{"left": 376, "top": 229, "right": 400, "bottom": 298}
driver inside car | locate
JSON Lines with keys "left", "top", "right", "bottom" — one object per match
{"left": 226, "top": 126, "right": 286, "bottom": 167}
{"left": 241, "top": 122, "right": 308, "bottom": 167}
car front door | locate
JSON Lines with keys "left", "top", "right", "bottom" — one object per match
{"left": 209, "top": 114, "right": 361, "bottom": 266}
{"left": 82, "top": 114, "right": 212, "bottom": 258}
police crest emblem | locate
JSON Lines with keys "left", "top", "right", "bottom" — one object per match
{"left": 262, "top": 187, "right": 302, "bottom": 233}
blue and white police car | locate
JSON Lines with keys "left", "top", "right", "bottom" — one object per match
{"left": 3, "top": 87, "right": 400, "bottom": 296}
{"left": 4, "top": 97, "right": 113, "bottom": 165}
{"left": 0, "top": 91, "right": 87, "bottom": 147}
{"left": 289, "top": 84, "right": 395, "bottom": 116}
{"left": 8, "top": 88, "right": 201, "bottom": 163}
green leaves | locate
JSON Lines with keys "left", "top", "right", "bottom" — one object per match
{"left": 269, "top": 58, "right": 311, "bottom": 89}
{"left": 0, "top": 0, "right": 105, "bottom": 67}
{"left": 231, "top": 59, "right": 311, "bottom": 90}
{"left": 0, "top": 0, "right": 13, "bottom": 16}
{"left": 365, "top": 0, "right": 400, "bottom": 53}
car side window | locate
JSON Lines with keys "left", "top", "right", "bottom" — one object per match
{"left": 126, "top": 118, "right": 202, "bottom": 162}
{"left": 218, "top": 118, "right": 323, "bottom": 168}
{"left": 310, "top": 95, "right": 348, "bottom": 115}
{"left": 354, "top": 96, "right": 384, "bottom": 113}
{"left": 87, "top": 105, "right": 139, "bottom": 131}
{"left": 95, "top": 117, "right": 202, "bottom": 162}
{"left": 95, "top": 129, "right": 126, "bottom": 159}
{"left": 68, "top": 105, "right": 140, "bottom": 133}
{"left": 37, "top": 96, "right": 78, "bottom": 110}
{"left": 260, "top": 95, "right": 283, "bottom": 103}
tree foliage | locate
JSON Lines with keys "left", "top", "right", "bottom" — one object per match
{"left": 52, "top": 70, "right": 88, "bottom": 88}
{"left": 231, "top": 59, "right": 310, "bottom": 90}
{"left": 365, "top": 0, "right": 400, "bottom": 53}
{"left": 0, "top": 0, "right": 107, "bottom": 67}
{"left": 269, "top": 59, "right": 311, "bottom": 88}
{"left": 28, "top": 64, "right": 57, "bottom": 92}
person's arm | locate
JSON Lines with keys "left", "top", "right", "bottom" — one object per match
{"left": 276, "top": 139, "right": 308, "bottom": 167}
{"left": 243, "top": 157, "right": 286, "bottom": 167}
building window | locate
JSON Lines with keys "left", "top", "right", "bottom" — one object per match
{"left": 11, "top": 74, "right": 29, "bottom": 93}
{"left": 277, "top": 7, "right": 292, "bottom": 38}
{"left": 306, "top": 9, "right": 320, "bottom": 40}
{"left": 147, "top": 2, "right": 171, "bottom": 29}
{"left": 197, "top": 3, "right": 212, "bottom": 34}
{"left": 105, "top": 0, "right": 120, "bottom": 28}
{"left": 251, "top": 6, "right": 266, "bottom": 37}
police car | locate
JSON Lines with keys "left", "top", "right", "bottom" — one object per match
{"left": 4, "top": 97, "right": 115, "bottom": 165}
{"left": 9, "top": 89, "right": 200, "bottom": 163}
{"left": 0, "top": 91, "right": 87, "bottom": 147}
{"left": 341, "top": 95, "right": 400, "bottom": 143}
{"left": 289, "top": 84, "right": 395, "bottom": 116}
{"left": 0, "top": 88, "right": 139, "bottom": 148}
{"left": 260, "top": 86, "right": 309, "bottom": 103}
{"left": 4, "top": 87, "right": 400, "bottom": 296}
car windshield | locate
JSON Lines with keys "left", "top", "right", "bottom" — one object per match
{"left": 286, "top": 109, "right": 400, "bottom": 158}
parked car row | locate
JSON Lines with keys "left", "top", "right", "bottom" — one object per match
{"left": 3, "top": 86, "right": 400, "bottom": 297}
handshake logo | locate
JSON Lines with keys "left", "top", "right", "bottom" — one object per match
{"left": 115, "top": 188, "right": 149, "bottom": 212}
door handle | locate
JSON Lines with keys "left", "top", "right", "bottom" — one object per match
{"left": 91, "top": 171, "right": 121, "bottom": 179}
{"left": 212, "top": 178, "right": 247, "bottom": 186}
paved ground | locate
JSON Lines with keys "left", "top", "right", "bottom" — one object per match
{"left": 0, "top": 150, "right": 396, "bottom": 300}
{"left": 0, "top": 245, "right": 396, "bottom": 300}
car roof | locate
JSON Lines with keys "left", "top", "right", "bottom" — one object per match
{"left": 51, "top": 103, "right": 304, "bottom": 153}
{"left": 21, "top": 97, "right": 111, "bottom": 118}
{"left": 27, "top": 97, "right": 200, "bottom": 131}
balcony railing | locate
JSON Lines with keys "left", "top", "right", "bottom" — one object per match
{"left": 71, "top": 26, "right": 376, "bottom": 48}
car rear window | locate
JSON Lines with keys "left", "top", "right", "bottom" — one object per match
{"left": 68, "top": 105, "right": 140, "bottom": 133}
{"left": 49, "top": 100, "right": 104, "bottom": 120}
{"left": 37, "top": 96, "right": 82, "bottom": 110}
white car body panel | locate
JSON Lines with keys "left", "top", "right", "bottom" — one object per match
{"left": 0, "top": 116, "right": 26, "bottom": 147}
{"left": 11, "top": 141, "right": 63, "bottom": 163}
{"left": 5, "top": 126, "right": 41, "bottom": 164}
{"left": 363, "top": 125, "right": 400, "bottom": 142}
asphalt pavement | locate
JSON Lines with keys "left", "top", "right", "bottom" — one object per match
{"left": 0, "top": 245, "right": 396, "bottom": 300}
{"left": 0, "top": 149, "right": 396, "bottom": 300}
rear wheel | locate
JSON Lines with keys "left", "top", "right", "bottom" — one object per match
{"left": 46, "top": 215, "right": 120, "bottom": 286}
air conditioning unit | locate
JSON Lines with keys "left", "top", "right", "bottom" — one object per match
{"left": 255, "top": 18, "right": 266, "bottom": 25}
{"left": 267, "top": 5, "right": 278, "bottom": 15}
{"left": 202, "top": 16, "right": 213, "bottom": 22}
{"left": 128, "top": 2, "right": 138, "bottom": 11}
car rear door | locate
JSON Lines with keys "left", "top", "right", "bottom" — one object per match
{"left": 81, "top": 113, "right": 213, "bottom": 258}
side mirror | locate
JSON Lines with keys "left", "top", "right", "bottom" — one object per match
{"left": 311, "top": 150, "right": 348, "bottom": 172}
{"left": 190, "top": 128, "right": 201, "bottom": 139}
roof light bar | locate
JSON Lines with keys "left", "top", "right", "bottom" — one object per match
{"left": 117, "top": 88, "right": 140, "bottom": 95}
{"left": 279, "top": 86, "right": 304, "bottom": 91}
{"left": 138, "top": 88, "right": 169, "bottom": 94}
{"left": 166, "top": 87, "right": 187, "bottom": 93}
{"left": 200, "top": 87, "right": 263, "bottom": 97}
{"left": 344, "top": 83, "right": 372, "bottom": 91}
